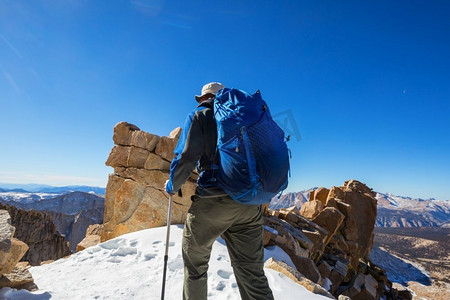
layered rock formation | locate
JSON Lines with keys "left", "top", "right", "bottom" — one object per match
{"left": 0, "top": 203, "right": 71, "bottom": 265}
{"left": 101, "top": 122, "right": 196, "bottom": 241}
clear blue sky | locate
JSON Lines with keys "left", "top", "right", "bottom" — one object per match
{"left": 1, "top": 1, "right": 449, "bottom": 199}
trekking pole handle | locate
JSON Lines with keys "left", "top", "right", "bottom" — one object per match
{"left": 164, "top": 195, "right": 173, "bottom": 257}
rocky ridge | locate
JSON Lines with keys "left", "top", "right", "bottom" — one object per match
{"left": 93, "top": 123, "right": 413, "bottom": 299}
{"left": 0, "top": 192, "right": 104, "bottom": 251}
{"left": 263, "top": 180, "right": 401, "bottom": 299}
{"left": 0, "top": 203, "right": 71, "bottom": 265}
{"left": 0, "top": 210, "right": 37, "bottom": 291}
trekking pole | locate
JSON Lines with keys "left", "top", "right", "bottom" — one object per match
{"left": 161, "top": 194, "right": 173, "bottom": 300}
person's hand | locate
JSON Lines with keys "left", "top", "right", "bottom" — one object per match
{"left": 164, "top": 180, "right": 173, "bottom": 196}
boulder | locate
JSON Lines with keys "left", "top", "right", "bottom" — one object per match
{"left": 279, "top": 206, "right": 301, "bottom": 216}
{"left": 312, "top": 207, "right": 345, "bottom": 246}
{"left": 352, "top": 274, "right": 377, "bottom": 300}
{"left": 0, "top": 263, "right": 36, "bottom": 291}
{"left": 338, "top": 180, "right": 377, "bottom": 259}
{"left": 300, "top": 200, "right": 323, "bottom": 219}
{"left": 113, "top": 122, "right": 160, "bottom": 152}
{"left": 0, "top": 238, "right": 28, "bottom": 275}
{"left": 317, "top": 260, "right": 332, "bottom": 279}
{"left": 326, "top": 186, "right": 345, "bottom": 201}
{"left": 112, "top": 121, "right": 140, "bottom": 146}
{"left": 312, "top": 187, "right": 330, "bottom": 205}
{"left": 264, "top": 258, "right": 334, "bottom": 299}
{"left": 0, "top": 210, "right": 15, "bottom": 266}
{"left": 325, "top": 198, "right": 351, "bottom": 217}
{"left": 340, "top": 273, "right": 365, "bottom": 298}
{"left": 290, "top": 255, "right": 322, "bottom": 285}
{"left": 76, "top": 224, "right": 102, "bottom": 252}
{"left": 264, "top": 217, "right": 312, "bottom": 258}
{"left": 76, "top": 235, "right": 101, "bottom": 252}
{"left": 344, "top": 179, "right": 376, "bottom": 198}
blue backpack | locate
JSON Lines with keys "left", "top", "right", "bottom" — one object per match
{"left": 213, "top": 88, "right": 290, "bottom": 205}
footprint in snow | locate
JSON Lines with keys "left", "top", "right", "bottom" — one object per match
{"left": 129, "top": 239, "right": 139, "bottom": 247}
{"left": 168, "top": 255, "right": 183, "bottom": 271}
{"left": 216, "top": 281, "right": 226, "bottom": 291}
{"left": 144, "top": 254, "right": 157, "bottom": 261}
{"left": 217, "top": 269, "right": 232, "bottom": 279}
{"left": 107, "top": 257, "right": 122, "bottom": 263}
{"left": 112, "top": 247, "right": 138, "bottom": 257}
{"left": 153, "top": 241, "right": 162, "bottom": 244}
{"left": 100, "top": 238, "right": 126, "bottom": 250}
{"left": 216, "top": 255, "right": 229, "bottom": 262}
{"left": 169, "top": 242, "right": 175, "bottom": 247}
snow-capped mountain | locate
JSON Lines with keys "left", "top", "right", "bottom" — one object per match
{"left": 269, "top": 188, "right": 315, "bottom": 210}
{"left": 375, "top": 192, "right": 450, "bottom": 227}
{"left": 0, "top": 225, "right": 330, "bottom": 300}
{"left": 0, "top": 191, "right": 59, "bottom": 204}
{"left": 270, "top": 189, "right": 450, "bottom": 228}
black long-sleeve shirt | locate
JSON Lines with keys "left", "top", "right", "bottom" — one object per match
{"left": 165, "top": 99, "right": 225, "bottom": 197}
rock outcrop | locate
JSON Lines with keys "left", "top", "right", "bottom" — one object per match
{"left": 1, "top": 191, "right": 105, "bottom": 252}
{"left": 76, "top": 224, "right": 102, "bottom": 252}
{"left": 0, "top": 210, "right": 37, "bottom": 291}
{"left": 102, "top": 122, "right": 196, "bottom": 242}
{"left": 262, "top": 180, "right": 408, "bottom": 299}
{"left": 0, "top": 203, "right": 71, "bottom": 265}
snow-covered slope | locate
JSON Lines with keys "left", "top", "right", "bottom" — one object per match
{"left": 0, "top": 226, "right": 329, "bottom": 300}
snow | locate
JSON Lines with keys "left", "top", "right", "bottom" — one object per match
{"left": 0, "top": 192, "right": 58, "bottom": 204}
{"left": 0, "top": 225, "right": 329, "bottom": 299}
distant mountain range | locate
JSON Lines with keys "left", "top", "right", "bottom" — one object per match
{"left": 375, "top": 193, "right": 450, "bottom": 227}
{"left": 0, "top": 183, "right": 105, "bottom": 195}
{"left": 0, "top": 190, "right": 105, "bottom": 251}
{"left": 270, "top": 188, "right": 450, "bottom": 228}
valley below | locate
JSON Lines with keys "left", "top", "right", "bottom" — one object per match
{"left": 373, "top": 227, "right": 450, "bottom": 300}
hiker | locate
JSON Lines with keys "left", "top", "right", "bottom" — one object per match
{"left": 164, "top": 82, "right": 274, "bottom": 300}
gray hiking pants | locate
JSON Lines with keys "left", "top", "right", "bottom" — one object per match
{"left": 182, "top": 195, "right": 274, "bottom": 300}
